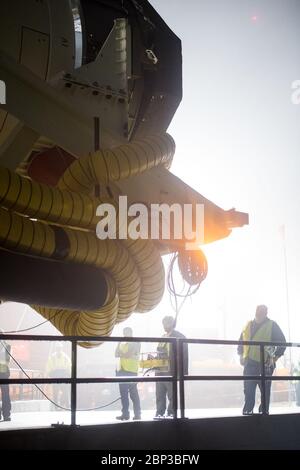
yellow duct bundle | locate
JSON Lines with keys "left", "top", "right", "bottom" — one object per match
{"left": 0, "top": 134, "right": 175, "bottom": 346}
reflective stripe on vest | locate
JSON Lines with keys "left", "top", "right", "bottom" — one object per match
{"left": 119, "top": 343, "right": 140, "bottom": 373}
{"left": 242, "top": 319, "right": 273, "bottom": 362}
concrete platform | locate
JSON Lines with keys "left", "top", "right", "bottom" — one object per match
{"left": 1, "top": 410, "right": 300, "bottom": 450}
{"left": 0, "top": 404, "right": 299, "bottom": 431}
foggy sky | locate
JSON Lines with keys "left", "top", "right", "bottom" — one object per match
{"left": 127, "top": 0, "right": 300, "bottom": 342}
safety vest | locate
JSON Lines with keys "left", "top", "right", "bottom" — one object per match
{"left": 242, "top": 319, "right": 273, "bottom": 362}
{"left": 119, "top": 343, "right": 140, "bottom": 373}
{"left": 47, "top": 352, "right": 71, "bottom": 373}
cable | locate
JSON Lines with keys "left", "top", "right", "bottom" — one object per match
{"left": 167, "top": 253, "right": 201, "bottom": 324}
{"left": 2, "top": 311, "right": 61, "bottom": 334}
{"left": 0, "top": 338, "right": 121, "bottom": 412}
{"left": 80, "top": 396, "right": 121, "bottom": 412}
{"left": 142, "top": 367, "right": 160, "bottom": 376}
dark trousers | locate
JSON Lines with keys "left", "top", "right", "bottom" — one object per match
{"left": 156, "top": 381, "right": 173, "bottom": 416}
{"left": 0, "top": 371, "right": 11, "bottom": 419}
{"left": 117, "top": 371, "right": 141, "bottom": 418}
{"left": 50, "top": 370, "right": 70, "bottom": 410}
{"left": 243, "top": 360, "right": 274, "bottom": 413}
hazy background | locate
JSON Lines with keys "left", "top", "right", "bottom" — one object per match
{"left": 1, "top": 0, "right": 300, "bottom": 366}
{"left": 147, "top": 0, "right": 300, "bottom": 343}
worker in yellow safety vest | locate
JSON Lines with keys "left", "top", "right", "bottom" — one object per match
{"left": 46, "top": 342, "right": 71, "bottom": 410}
{"left": 115, "top": 327, "right": 141, "bottom": 421}
{"left": 0, "top": 329, "right": 11, "bottom": 422}
{"left": 238, "top": 305, "right": 286, "bottom": 415}
{"left": 155, "top": 316, "right": 188, "bottom": 419}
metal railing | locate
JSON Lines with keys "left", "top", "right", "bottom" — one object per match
{"left": 179, "top": 338, "right": 300, "bottom": 418}
{"left": 0, "top": 334, "right": 300, "bottom": 426}
{"left": 10, "top": 368, "right": 43, "bottom": 401}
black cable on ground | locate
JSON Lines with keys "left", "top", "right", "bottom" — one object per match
{"left": 0, "top": 339, "right": 121, "bottom": 412}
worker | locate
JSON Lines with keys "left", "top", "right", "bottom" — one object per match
{"left": 238, "top": 305, "right": 286, "bottom": 415}
{"left": 115, "top": 327, "right": 141, "bottom": 421}
{"left": 155, "top": 316, "right": 188, "bottom": 419}
{"left": 292, "top": 361, "right": 300, "bottom": 406}
{"left": 0, "top": 329, "right": 11, "bottom": 422}
{"left": 46, "top": 343, "right": 71, "bottom": 410}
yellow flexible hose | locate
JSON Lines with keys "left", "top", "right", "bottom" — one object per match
{"left": 0, "top": 165, "right": 109, "bottom": 229}
{"left": 59, "top": 134, "right": 175, "bottom": 193}
{"left": 0, "top": 134, "right": 175, "bottom": 346}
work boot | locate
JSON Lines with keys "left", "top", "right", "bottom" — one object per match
{"left": 116, "top": 414, "right": 129, "bottom": 421}
{"left": 258, "top": 405, "right": 269, "bottom": 415}
{"left": 3, "top": 416, "right": 11, "bottom": 422}
{"left": 133, "top": 415, "right": 141, "bottom": 420}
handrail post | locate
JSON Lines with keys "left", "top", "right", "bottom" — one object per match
{"left": 178, "top": 339, "right": 185, "bottom": 419}
{"left": 260, "top": 344, "right": 267, "bottom": 415}
{"left": 172, "top": 338, "right": 178, "bottom": 419}
{"left": 71, "top": 340, "right": 77, "bottom": 426}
